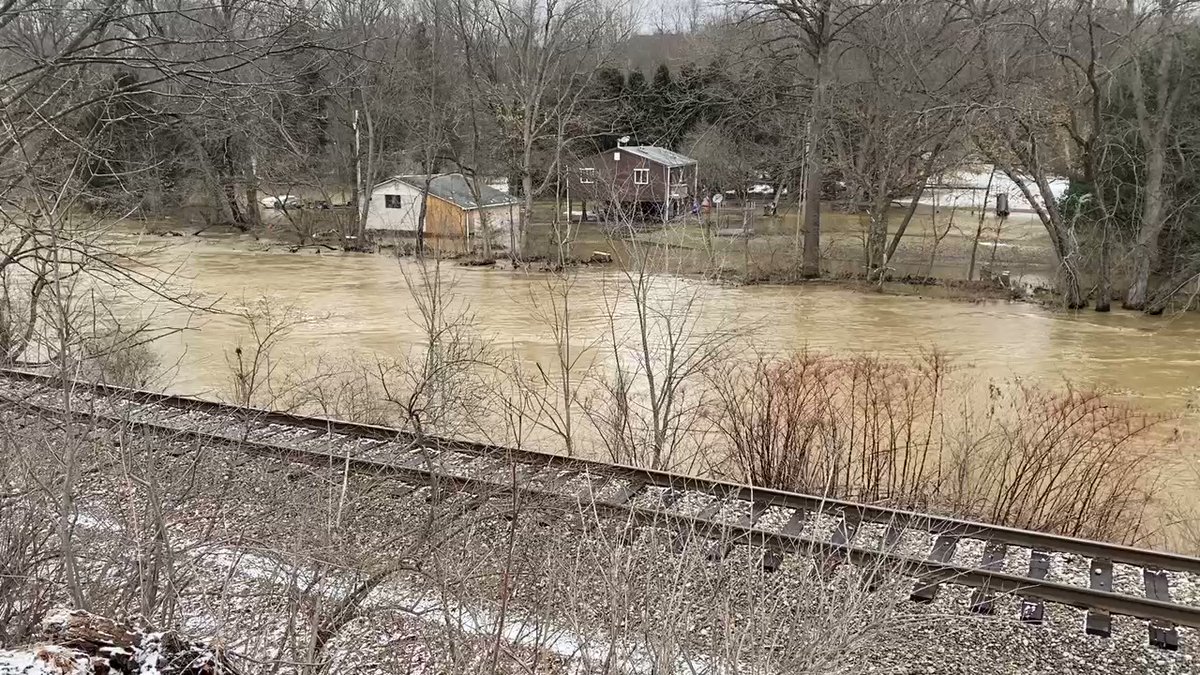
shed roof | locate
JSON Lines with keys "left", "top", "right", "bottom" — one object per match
{"left": 622, "top": 146, "right": 697, "bottom": 168}
{"left": 388, "top": 173, "right": 519, "bottom": 211}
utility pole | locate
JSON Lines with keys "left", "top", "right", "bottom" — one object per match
{"left": 353, "top": 109, "right": 363, "bottom": 234}
{"left": 967, "top": 166, "right": 996, "bottom": 281}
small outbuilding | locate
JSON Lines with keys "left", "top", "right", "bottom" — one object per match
{"left": 567, "top": 145, "right": 698, "bottom": 222}
{"left": 365, "top": 173, "right": 520, "bottom": 253}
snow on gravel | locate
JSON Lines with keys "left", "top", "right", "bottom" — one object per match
{"left": 894, "top": 528, "right": 934, "bottom": 558}
{"left": 712, "top": 499, "right": 751, "bottom": 525}
{"left": 1046, "top": 552, "right": 1092, "bottom": 586}
{"left": 432, "top": 452, "right": 475, "bottom": 478}
{"left": 245, "top": 422, "right": 297, "bottom": 441}
{"left": 1004, "top": 546, "right": 1034, "bottom": 576}
{"left": 629, "top": 485, "right": 671, "bottom": 510}
{"left": 455, "top": 456, "right": 499, "bottom": 480}
{"left": 299, "top": 431, "right": 356, "bottom": 451}
{"left": 803, "top": 512, "right": 842, "bottom": 542}
{"left": 401, "top": 449, "right": 442, "bottom": 469}
{"left": 255, "top": 425, "right": 316, "bottom": 445}
{"left": 593, "top": 479, "right": 633, "bottom": 503}
{"left": 669, "top": 491, "right": 716, "bottom": 518}
{"left": 337, "top": 436, "right": 384, "bottom": 456}
{"left": 158, "top": 409, "right": 228, "bottom": 434}
{"left": 855, "top": 521, "right": 887, "bottom": 550}
{"left": 755, "top": 506, "right": 795, "bottom": 533}
{"left": 951, "top": 537, "right": 986, "bottom": 567}
{"left": 557, "top": 473, "right": 598, "bottom": 499}
{"left": 360, "top": 441, "right": 413, "bottom": 461}
{"left": 1112, "top": 563, "right": 1145, "bottom": 597}
{"left": 524, "top": 467, "right": 572, "bottom": 491}
{"left": 1167, "top": 571, "right": 1200, "bottom": 608}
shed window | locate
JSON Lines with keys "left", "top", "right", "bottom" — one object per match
{"left": 384, "top": 194, "right": 402, "bottom": 209}
{"left": 633, "top": 168, "right": 650, "bottom": 185}
{"left": 580, "top": 168, "right": 596, "bottom": 184}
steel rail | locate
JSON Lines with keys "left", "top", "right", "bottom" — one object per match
{"left": 6, "top": 384, "right": 1200, "bottom": 632}
{"left": 3, "top": 368, "right": 1196, "bottom": 575}
{"left": 4, "top": 368, "right": 1200, "bottom": 595}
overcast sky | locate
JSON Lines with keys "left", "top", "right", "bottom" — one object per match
{"left": 631, "top": 0, "right": 715, "bottom": 33}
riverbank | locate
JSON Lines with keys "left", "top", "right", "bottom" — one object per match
{"left": 135, "top": 213, "right": 1041, "bottom": 306}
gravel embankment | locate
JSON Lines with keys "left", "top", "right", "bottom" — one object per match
{"left": 2, "top": 390, "right": 1197, "bottom": 674}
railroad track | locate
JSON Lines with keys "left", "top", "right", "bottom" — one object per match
{"left": 2, "top": 368, "right": 1199, "bottom": 651}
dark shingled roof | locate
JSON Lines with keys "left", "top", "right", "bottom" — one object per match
{"left": 395, "top": 173, "right": 519, "bottom": 211}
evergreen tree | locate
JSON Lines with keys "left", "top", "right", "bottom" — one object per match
{"left": 649, "top": 64, "right": 675, "bottom": 145}
{"left": 625, "top": 69, "right": 649, "bottom": 142}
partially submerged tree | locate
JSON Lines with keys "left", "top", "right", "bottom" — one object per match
{"left": 739, "top": 0, "right": 872, "bottom": 277}
{"left": 828, "top": 0, "right": 966, "bottom": 278}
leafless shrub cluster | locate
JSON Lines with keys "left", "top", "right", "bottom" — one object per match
{"left": 0, "top": 391, "right": 936, "bottom": 672}
{"left": 0, "top": 439, "right": 58, "bottom": 646}
{"left": 711, "top": 351, "right": 1165, "bottom": 543}
{"left": 586, "top": 257, "right": 738, "bottom": 473}
{"left": 221, "top": 260, "right": 495, "bottom": 441}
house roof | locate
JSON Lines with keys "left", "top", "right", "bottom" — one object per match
{"left": 388, "top": 173, "right": 519, "bottom": 211}
{"left": 622, "top": 146, "right": 697, "bottom": 168}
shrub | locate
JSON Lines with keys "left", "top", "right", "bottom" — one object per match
{"left": 710, "top": 350, "right": 1164, "bottom": 544}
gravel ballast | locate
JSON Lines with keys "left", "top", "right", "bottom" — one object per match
{"left": 2, "top": 386, "right": 1199, "bottom": 674}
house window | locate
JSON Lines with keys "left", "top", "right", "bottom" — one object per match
{"left": 384, "top": 194, "right": 402, "bottom": 209}
{"left": 633, "top": 168, "right": 649, "bottom": 185}
{"left": 580, "top": 168, "right": 595, "bottom": 184}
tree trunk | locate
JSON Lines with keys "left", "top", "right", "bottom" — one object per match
{"left": 1034, "top": 172, "right": 1086, "bottom": 309}
{"left": 800, "top": 46, "right": 827, "bottom": 279}
{"left": 883, "top": 146, "right": 941, "bottom": 267}
{"left": 416, "top": 174, "right": 434, "bottom": 256}
{"left": 355, "top": 104, "right": 376, "bottom": 250}
{"left": 770, "top": 180, "right": 785, "bottom": 213}
{"left": 178, "top": 120, "right": 236, "bottom": 225}
{"left": 866, "top": 196, "right": 889, "bottom": 276}
{"left": 243, "top": 184, "right": 259, "bottom": 229}
{"left": 1001, "top": 164, "right": 1086, "bottom": 308}
{"left": 520, "top": 171, "right": 533, "bottom": 259}
{"left": 1145, "top": 261, "right": 1200, "bottom": 315}
{"left": 1057, "top": 234, "right": 1086, "bottom": 309}
{"left": 966, "top": 166, "right": 995, "bottom": 282}
{"left": 1125, "top": 142, "right": 1167, "bottom": 309}
{"left": 883, "top": 185, "right": 924, "bottom": 267}
{"left": 1095, "top": 218, "right": 1111, "bottom": 312}
{"left": 241, "top": 152, "right": 260, "bottom": 232}
{"left": 1124, "top": 16, "right": 1178, "bottom": 310}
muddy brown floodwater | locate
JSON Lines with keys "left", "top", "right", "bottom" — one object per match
{"left": 117, "top": 227, "right": 1200, "bottom": 543}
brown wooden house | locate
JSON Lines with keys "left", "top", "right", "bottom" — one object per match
{"left": 567, "top": 146, "right": 698, "bottom": 222}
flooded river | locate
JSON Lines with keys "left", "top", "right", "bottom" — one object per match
{"left": 117, "top": 229, "right": 1200, "bottom": 546}
{"left": 136, "top": 235, "right": 1200, "bottom": 416}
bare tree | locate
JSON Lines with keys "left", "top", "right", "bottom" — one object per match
{"left": 587, "top": 224, "right": 740, "bottom": 471}
{"left": 1122, "top": 0, "right": 1193, "bottom": 309}
{"left": 454, "top": 0, "right": 633, "bottom": 258}
{"left": 828, "top": 0, "right": 967, "bottom": 279}
{"left": 740, "top": 0, "right": 872, "bottom": 278}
